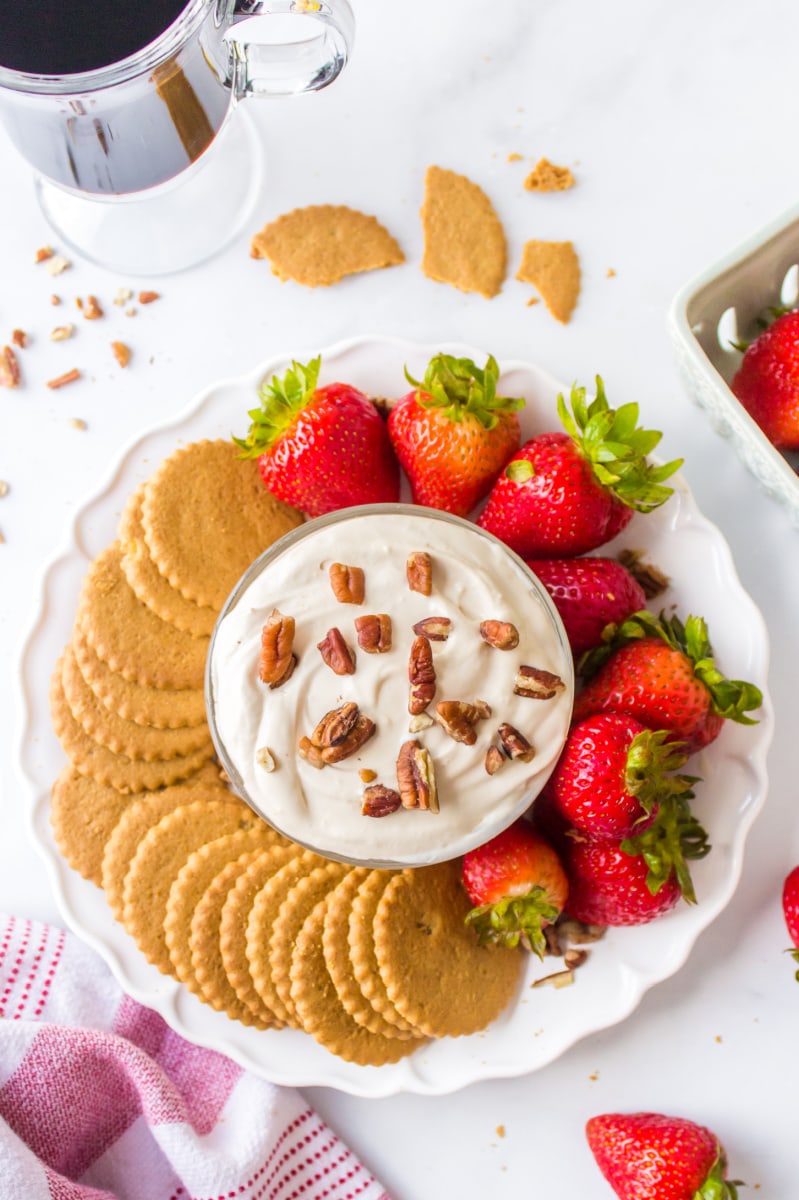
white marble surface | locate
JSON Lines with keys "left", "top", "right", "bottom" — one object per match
{"left": 2, "top": 0, "right": 799, "bottom": 1194}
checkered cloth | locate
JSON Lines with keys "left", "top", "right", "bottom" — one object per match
{"left": 0, "top": 913, "right": 391, "bottom": 1200}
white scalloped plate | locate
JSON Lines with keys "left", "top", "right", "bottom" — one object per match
{"left": 18, "top": 335, "right": 773, "bottom": 1097}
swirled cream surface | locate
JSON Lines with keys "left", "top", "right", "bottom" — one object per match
{"left": 208, "top": 507, "right": 574, "bottom": 866}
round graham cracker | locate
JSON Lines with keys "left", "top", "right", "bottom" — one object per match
{"left": 323, "top": 869, "right": 421, "bottom": 1042}
{"left": 119, "top": 486, "right": 218, "bottom": 639}
{"left": 245, "top": 852, "right": 324, "bottom": 1028}
{"left": 164, "top": 823, "right": 277, "bottom": 992}
{"left": 218, "top": 842, "right": 303, "bottom": 1027}
{"left": 290, "top": 898, "right": 421, "bottom": 1067}
{"left": 100, "top": 776, "right": 232, "bottom": 919}
{"left": 71, "top": 625, "right": 206, "bottom": 730}
{"left": 268, "top": 862, "right": 351, "bottom": 1023}
{"left": 348, "top": 869, "right": 421, "bottom": 1035}
{"left": 61, "top": 642, "right": 212, "bottom": 762}
{"left": 50, "top": 766, "right": 138, "bottom": 887}
{"left": 140, "top": 440, "right": 304, "bottom": 611}
{"left": 50, "top": 658, "right": 214, "bottom": 794}
{"left": 189, "top": 848, "right": 289, "bottom": 1029}
{"left": 121, "top": 797, "right": 255, "bottom": 975}
{"left": 373, "top": 860, "right": 525, "bottom": 1038}
{"left": 75, "top": 543, "right": 209, "bottom": 690}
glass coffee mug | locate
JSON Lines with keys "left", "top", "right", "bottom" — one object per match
{"left": 0, "top": 0, "right": 355, "bottom": 274}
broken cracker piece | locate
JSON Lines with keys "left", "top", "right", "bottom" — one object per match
{"left": 420, "top": 165, "right": 507, "bottom": 299}
{"left": 523, "top": 157, "right": 575, "bottom": 193}
{"left": 516, "top": 239, "right": 580, "bottom": 324}
{"left": 250, "top": 205, "right": 404, "bottom": 287}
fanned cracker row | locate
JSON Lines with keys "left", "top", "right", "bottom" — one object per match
{"left": 250, "top": 204, "right": 405, "bottom": 287}
{"left": 516, "top": 238, "right": 581, "bottom": 324}
{"left": 420, "top": 165, "right": 507, "bottom": 298}
{"left": 141, "top": 439, "right": 304, "bottom": 611}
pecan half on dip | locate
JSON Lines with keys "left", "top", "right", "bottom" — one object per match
{"left": 208, "top": 507, "right": 573, "bottom": 866}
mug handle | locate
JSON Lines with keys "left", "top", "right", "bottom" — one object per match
{"left": 225, "top": 0, "right": 355, "bottom": 98}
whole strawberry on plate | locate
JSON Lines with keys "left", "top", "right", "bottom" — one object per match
{"left": 574, "top": 611, "right": 762, "bottom": 753}
{"left": 529, "top": 556, "right": 648, "bottom": 657}
{"left": 561, "top": 785, "right": 709, "bottom": 926}
{"left": 234, "top": 355, "right": 400, "bottom": 517}
{"left": 586, "top": 1111, "right": 742, "bottom": 1200}
{"left": 730, "top": 306, "right": 799, "bottom": 451}
{"left": 478, "top": 376, "right": 682, "bottom": 558}
{"left": 461, "top": 819, "right": 568, "bottom": 956}
{"left": 782, "top": 864, "right": 799, "bottom": 980}
{"left": 545, "top": 712, "right": 695, "bottom": 843}
{"left": 387, "top": 352, "right": 524, "bottom": 517}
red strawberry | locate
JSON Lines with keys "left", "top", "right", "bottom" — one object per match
{"left": 461, "top": 819, "right": 568, "bottom": 956}
{"left": 387, "top": 352, "right": 523, "bottom": 516}
{"left": 530, "top": 556, "right": 647, "bottom": 656}
{"left": 234, "top": 356, "right": 400, "bottom": 517}
{"left": 782, "top": 865, "right": 799, "bottom": 978}
{"left": 478, "top": 377, "right": 681, "bottom": 558}
{"left": 562, "top": 791, "right": 709, "bottom": 926}
{"left": 586, "top": 1111, "right": 741, "bottom": 1200}
{"left": 731, "top": 306, "right": 799, "bottom": 450}
{"left": 545, "top": 713, "right": 693, "bottom": 842}
{"left": 573, "top": 611, "right": 762, "bottom": 753}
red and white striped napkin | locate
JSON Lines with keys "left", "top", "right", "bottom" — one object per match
{"left": 0, "top": 913, "right": 391, "bottom": 1200}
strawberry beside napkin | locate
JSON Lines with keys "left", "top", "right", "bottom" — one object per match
{"left": 0, "top": 913, "right": 391, "bottom": 1200}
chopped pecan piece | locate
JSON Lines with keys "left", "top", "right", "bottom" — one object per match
{"left": 354, "top": 613, "right": 392, "bottom": 653}
{"left": 497, "top": 722, "right": 536, "bottom": 762}
{"left": 298, "top": 735, "right": 326, "bottom": 769}
{"left": 408, "top": 711, "right": 434, "bottom": 733}
{"left": 82, "top": 294, "right": 104, "bottom": 320}
{"left": 513, "top": 664, "right": 566, "bottom": 699}
{"left": 412, "top": 616, "right": 451, "bottom": 641}
{"left": 0, "top": 346, "right": 21, "bottom": 389}
{"left": 408, "top": 634, "right": 436, "bottom": 714}
{"left": 396, "top": 740, "right": 439, "bottom": 812}
{"left": 362, "top": 783, "right": 402, "bottom": 818}
{"left": 435, "top": 699, "right": 492, "bottom": 745}
{"left": 406, "top": 551, "right": 432, "bottom": 595}
{"left": 256, "top": 746, "right": 276, "bottom": 772}
{"left": 484, "top": 745, "right": 506, "bottom": 775}
{"left": 359, "top": 768, "right": 377, "bottom": 783}
{"left": 317, "top": 626, "right": 356, "bottom": 675}
{"left": 320, "top": 714, "right": 376, "bottom": 763}
{"left": 259, "top": 609, "right": 296, "bottom": 688}
{"left": 479, "top": 619, "right": 520, "bottom": 650}
{"left": 329, "top": 562, "right": 365, "bottom": 604}
{"left": 311, "top": 700, "right": 360, "bottom": 748}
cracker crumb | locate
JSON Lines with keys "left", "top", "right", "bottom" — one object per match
{"left": 496, "top": 1124, "right": 505, "bottom": 1138}
{"left": 45, "top": 254, "right": 71, "bottom": 276}
{"left": 507, "top": 152, "right": 524, "bottom": 163}
{"left": 69, "top": 417, "right": 87, "bottom": 430}
{"left": 47, "top": 367, "right": 81, "bottom": 389}
{"left": 589, "top": 1070, "right": 599, "bottom": 1081}
{"left": 606, "top": 267, "right": 616, "bottom": 278}
{"left": 523, "top": 157, "right": 575, "bottom": 193}
{"left": 516, "top": 239, "right": 580, "bottom": 323}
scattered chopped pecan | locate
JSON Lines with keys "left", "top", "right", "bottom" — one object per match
{"left": 513, "top": 664, "right": 566, "bottom": 699}
{"left": 412, "top": 616, "right": 451, "bottom": 641}
{"left": 617, "top": 547, "right": 670, "bottom": 598}
{"left": 0, "top": 346, "right": 21, "bottom": 388}
{"left": 111, "top": 341, "right": 131, "bottom": 367}
{"left": 479, "top": 619, "right": 520, "bottom": 650}
{"left": 311, "top": 700, "right": 360, "bottom": 748}
{"left": 497, "top": 722, "right": 536, "bottom": 762}
{"left": 354, "top": 612, "right": 392, "bottom": 653}
{"left": 317, "top": 626, "right": 356, "bottom": 675}
{"left": 138, "top": 290, "right": 160, "bottom": 304}
{"left": 329, "top": 562, "right": 365, "bottom": 604}
{"left": 408, "top": 634, "right": 436, "bottom": 714}
{"left": 46, "top": 368, "right": 81, "bottom": 390}
{"left": 406, "top": 551, "right": 432, "bottom": 595}
{"left": 34, "top": 245, "right": 54, "bottom": 263}
{"left": 396, "top": 739, "right": 438, "bottom": 812}
{"left": 531, "top": 969, "right": 575, "bottom": 990}
{"left": 320, "top": 714, "right": 376, "bottom": 763}
{"left": 408, "top": 711, "right": 434, "bottom": 733}
{"left": 82, "top": 294, "right": 104, "bottom": 320}
{"left": 45, "top": 254, "right": 71, "bottom": 276}
{"left": 259, "top": 609, "right": 296, "bottom": 687}
{"left": 11, "top": 330, "right": 27, "bottom": 349}
{"left": 362, "top": 783, "right": 402, "bottom": 818}
{"left": 435, "top": 699, "right": 491, "bottom": 745}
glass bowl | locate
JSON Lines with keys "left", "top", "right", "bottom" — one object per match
{"left": 206, "top": 502, "right": 574, "bottom": 868}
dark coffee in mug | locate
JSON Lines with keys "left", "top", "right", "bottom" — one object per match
{"left": 1, "top": 0, "right": 191, "bottom": 74}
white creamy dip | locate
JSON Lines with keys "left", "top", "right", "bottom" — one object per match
{"left": 208, "top": 506, "right": 574, "bottom": 866}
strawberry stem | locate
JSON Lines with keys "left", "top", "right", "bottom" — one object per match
{"left": 622, "top": 791, "right": 709, "bottom": 903}
{"left": 465, "top": 886, "right": 560, "bottom": 956}
{"left": 234, "top": 356, "right": 322, "bottom": 457}
{"left": 557, "top": 377, "right": 683, "bottom": 512}
{"left": 404, "top": 352, "right": 524, "bottom": 430}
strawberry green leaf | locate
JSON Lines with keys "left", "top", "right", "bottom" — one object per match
{"left": 233, "top": 356, "right": 322, "bottom": 457}
{"left": 622, "top": 792, "right": 709, "bottom": 903}
{"left": 695, "top": 1148, "right": 741, "bottom": 1200}
{"left": 624, "top": 729, "right": 692, "bottom": 814}
{"left": 465, "top": 886, "right": 560, "bottom": 956}
{"left": 404, "top": 352, "right": 524, "bottom": 430}
{"left": 556, "top": 377, "right": 683, "bottom": 512}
